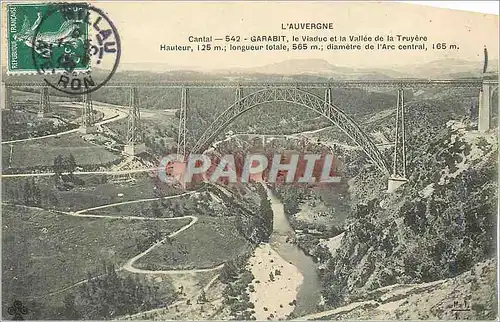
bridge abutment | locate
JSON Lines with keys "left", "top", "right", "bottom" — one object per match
{"left": 478, "top": 83, "right": 492, "bottom": 132}
{"left": 124, "top": 143, "right": 146, "bottom": 156}
{"left": 38, "top": 87, "right": 52, "bottom": 118}
{"left": 1, "top": 83, "right": 12, "bottom": 110}
{"left": 387, "top": 177, "right": 408, "bottom": 193}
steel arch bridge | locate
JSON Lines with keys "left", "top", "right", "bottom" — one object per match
{"left": 191, "top": 87, "right": 390, "bottom": 175}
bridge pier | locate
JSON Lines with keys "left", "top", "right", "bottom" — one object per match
{"left": 235, "top": 85, "right": 244, "bottom": 106}
{"left": 324, "top": 88, "right": 332, "bottom": 108}
{"left": 387, "top": 177, "right": 408, "bottom": 193}
{"left": 324, "top": 87, "right": 332, "bottom": 119}
{"left": 177, "top": 87, "right": 188, "bottom": 158}
{"left": 478, "top": 83, "right": 492, "bottom": 132}
{"left": 387, "top": 88, "right": 408, "bottom": 193}
{"left": 123, "top": 144, "right": 146, "bottom": 156}
{"left": 124, "top": 87, "right": 146, "bottom": 155}
{"left": 1, "top": 83, "right": 12, "bottom": 110}
{"left": 79, "top": 92, "right": 97, "bottom": 134}
{"left": 38, "top": 87, "right": 52, "bottom": 118}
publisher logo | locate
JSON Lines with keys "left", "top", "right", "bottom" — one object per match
{"left": 156, "top": 152, "right": 341, "bottom": 187}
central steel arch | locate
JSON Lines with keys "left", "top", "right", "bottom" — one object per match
{"left": 191, "top": 87, "right": 390, "bottom": 175}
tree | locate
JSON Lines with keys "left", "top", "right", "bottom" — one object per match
{"left": 76, "top": 261, "right": 171, "bottom": 319}
{"left": 259, "top": 197, "right": 274, "bottom": 240}
{"left": 219, "top": 260, "right": 239, "bottom": 283}
{"left": 54, "top": 154, "right": 64, "bottom": 174}
{"left": 23, "top": 178, "right": 33, "bottom": 205}
{"left": 151, "top": 201, "right": 162, "bottom": 218}
{"left": 67, "top": 154, "right": 77, "bottom": 175}
{"left": 23, "top": 178, "right": 41, "bottom": 206}
{"left": 53, "top": 154, "right": 77, "bottom": 183}
{"left": 198, "top": 290, "right": 207, "bottom": 303}
{"left": 60, "top": 294, "right": 81, "bottom": 319}
{"left": 31, "top": 178, "right": 41, "bottom": 206}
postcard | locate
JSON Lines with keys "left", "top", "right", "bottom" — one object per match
{"left": 1, "top": 1, "right": 498, "bottom": 320}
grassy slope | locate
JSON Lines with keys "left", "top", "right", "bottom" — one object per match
{"left": 2, "top": 204, "right": 190, "bottom": 299}
{"left": 2, "top": 175, "right": 166, "bottom": 212}
{"left": 136, "top": 216, "right": 249, "bottom": 270}
{"left": 7, "top": 134, "right": 119, "bottom": 168}
{"left": 4, "top": 90, "right": 82, "bottom": 141}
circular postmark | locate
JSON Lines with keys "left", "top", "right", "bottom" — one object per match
{"left": 31, "top": 2, "right": 120, "bottom": 95}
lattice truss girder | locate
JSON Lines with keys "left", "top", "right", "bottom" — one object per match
{"left": 81, "top": 92, "right": 95, "bottom": 127}
{"left": 127, "top": 87, "right": 142, "bottom": 144}
{"left": 177, "top": 87, "right": 188, "bottom": 156}
{"left": 3, "top": 79, "right": 489, "bottom": 89}
{"left": 191, "top": 88, "right": 390, "bottom": 174}
{"left": 40, "top": 87, "right": 51, "bottom": 113}
{"left": 235, "top": 86, "right": 244, "bottom": 106}
{"left": 392, "top": 88, "right": 407, "bottom": 179}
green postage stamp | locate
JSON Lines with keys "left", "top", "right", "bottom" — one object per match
{"left": 6, "top": 2, "right": 90, "bottom": 74}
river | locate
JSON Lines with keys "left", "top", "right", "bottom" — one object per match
{"left": 264, "top": 185, "right": 322, "bottom": 317}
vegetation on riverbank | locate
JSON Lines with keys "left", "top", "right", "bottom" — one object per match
{"left": 319, "top": 100, "right": 497, "bottom": 315}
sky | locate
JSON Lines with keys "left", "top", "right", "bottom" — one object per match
{"left": 401, "top": 1, "right": 499, "bottom": 15}
{"left": 1, "top": 1, "right": 498, "bottom": 72}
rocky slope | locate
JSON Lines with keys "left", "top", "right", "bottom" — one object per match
{"left": 299, "top": 259, "right": 496, "bottom": 320}
{"left": 319, "top": 112, "right": 497, "bottom": 315}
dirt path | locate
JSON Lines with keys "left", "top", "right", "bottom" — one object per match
{"left": 2, "top": 168, "right": 159, "bottom": 178}
{"left": 1, "top": 102, "right": 128, "bottom": 145}
{"left": 5, "top": 190, "right": 224, "bottom": 300}
{"left": 70, "top": 192, "right": 224, "bottom": 275}
{"left": 72, "top": 191, "right": 198, "bottom": 214}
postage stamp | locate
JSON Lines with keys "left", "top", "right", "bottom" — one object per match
{"left": 6, "top": 2, "right": 90, "bottom": 74}
{"left": 6, "top": 2, "right": 121, "bottom": 95}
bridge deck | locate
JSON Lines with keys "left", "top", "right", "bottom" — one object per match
{"left": 3, "top": 79, "right": 497, "bottom": 89}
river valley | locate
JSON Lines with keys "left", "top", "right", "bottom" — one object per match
{"left": 264, "top": 185, "right": 322, "bottom": 317}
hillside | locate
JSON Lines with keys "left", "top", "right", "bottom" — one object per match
{"left": 300, "top": 259, "right": 496, "bottom": 320}
{"left": 316, "top": 114, "right": 497, "bottom": 314}
{"left": 245, "top": 84, "right": 497, "bottom": 320}
{"left": 4, "top": 58, "right": 495, "bottom": 84}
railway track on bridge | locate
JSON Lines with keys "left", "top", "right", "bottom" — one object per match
{"left": 3, "top": 78, "right": 497, "bottom": 89}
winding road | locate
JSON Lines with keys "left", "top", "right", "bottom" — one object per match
{"left": 4, "top": 99, "right": 224, "bottom": 302}
{"left": 2, "top": 168, "right": 158, "bottom": 178}
{"left": 73, "top": 191, "right": 224, "bottom": 274}
{"left": 11, "top": 190, "right": 224, "bottom": 301}
{"left": 2, "top": 102, "right": 128, "bottom": 145}
{"left": 2, "top": 99, "right": 334, "bottom": 318}
{"left": 68, "top": 192, "right": 225, "bottom": 275}
{"left": 2, "top": 96, "right": 231, "bottom": 320}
